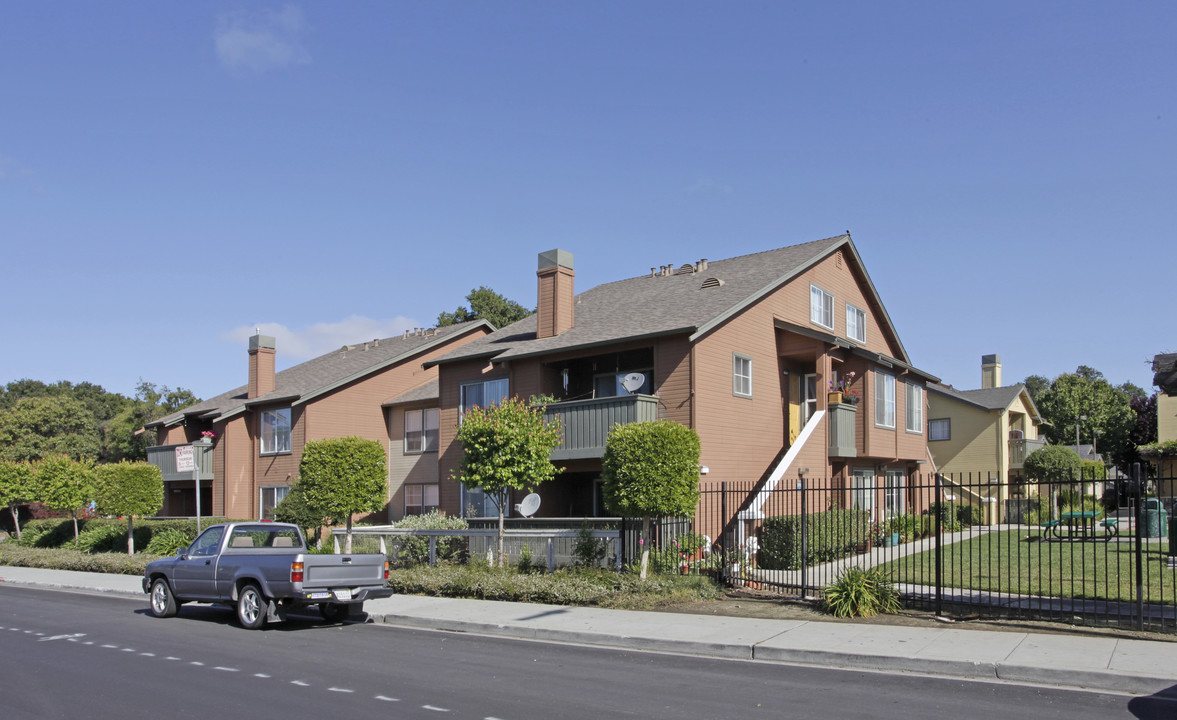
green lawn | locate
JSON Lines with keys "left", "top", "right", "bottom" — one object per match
{"left": 881, "top": 529, "right": 1177, "bottom": 604}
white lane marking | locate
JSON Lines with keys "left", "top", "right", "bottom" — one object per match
{"left": 140, "top": 653, "right": 155, "bottom": 657}
{"left": 190, "top": 661, "right": 204, "bottom": 666}
{"left": 23, "top": 630, "right": 34, "bottom": 634}
{"left": 84, "top": 641, "right": 94, "bottom": 645}
{"left": 214, "top": 667, "right": 239, "bottom": 672}
{"left": 101, "top": 644, "right": 119, "bottom": 648}
{"left": 254, "top": 673, "right": 271, "bottom": 678}
{"left": 375, "top": 696, "right": 399, "bottom": 702}
{"left": 33, "top": 632, "right": 43, "bottom": 636}
{"left": 121, "top": 648, "right": 135, "bottom": 652}
{"left": 39, "top": 633, "right": 86, "bottom": 643}
{"left": 291, "top": 680, "right": 310, "bottom": 687}
{"left": 422, "top": 706, "right": 451, "bottom": 713}
{"left": 165, "top": 656, "right": 180, "bottom": 661}
{"left": 327, "top": 687, "right": 354, "bottom": 693}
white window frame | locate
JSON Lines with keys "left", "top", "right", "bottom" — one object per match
{"left": 459, "top": 377, "right": 509, "bottom": 417}
{"left": 733, "top": 353, "right": 753, "bottom": 398}
{"left": 851, "top": 467, "right": 876, "bottom": 521}
{"left": 800, "top": 373, "right": 818, "bottom": 427}
{"left": 875, "top": 372, "right": 896, "bottom": 429}
{"left": 259, "top": 485, "right": 290, "bottom": 521}
{"left": 905, "top": 383, "right": 923, "bottom": 434}
{"left": 810, "top": 283, "right": 834, "bottom": 330}
{"left": 929, "top": 418, "right": 951, "bottom": 441}
{"left": 404, "top": 408, "right": 440, "bottom": 454}
{"left": 883, "top": 470, "right": 905, "bottom": 519}
{"left": 846, "top": 303, "right": 866, "bottom": 344}
{"left": 404, "top": 484, "right": 439, "bottom": 516}
{"left": 260, "top": 407, "right": 291, "bottom": 455}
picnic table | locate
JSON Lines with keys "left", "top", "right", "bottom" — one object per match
{"left": 1040, "top": 511, "right": 1119, "bottom": 541}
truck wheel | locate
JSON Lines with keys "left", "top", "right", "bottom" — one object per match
{"left": 237, "top": 583, "right": 268, "bottom": 629}
{"left": 319, "top": 602, "right": 350, "bottom": 623}
{"left": 149, "top": 578, "right": 178, "bottom": 618}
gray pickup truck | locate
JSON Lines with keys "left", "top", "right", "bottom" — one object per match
{"left": 142, "top": 522, "right": 392, "bottom": 629}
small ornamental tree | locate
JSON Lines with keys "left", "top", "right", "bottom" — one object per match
{"left": 1024, "top": 445, "right": 1083, "bottom": 485}
{"left": 0, "top": 460, "right": 35, "bottom": 540}
{"left": 94, "top": 461, "right": 164, "bottom": 554}
{"left": 274, "top": 479, "right": 331, "bottom": 547}
{"left": 602, "top": 420, "right": 701, "bottom": 579}
{"left": 36, "top": 455, "right": 96, "bottom": 546}
{"left": 453, "top": 396, "right": 563, "bottom": 567}
{"left": 299, "top": 437, "right": 387, "bottom": 554}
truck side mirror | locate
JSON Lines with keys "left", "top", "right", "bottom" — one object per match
{"left": 175, "top": 548, "right": 187, "bottom": 558}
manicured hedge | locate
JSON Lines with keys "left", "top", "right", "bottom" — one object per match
{"left": 758, "top": 508, "right": 870, "bottom": 570}
{"left": 0, "top": 544, "right": 152, "bottom": 575}
{"left": 15, "top": 517, "right": 252, "bottom": 553}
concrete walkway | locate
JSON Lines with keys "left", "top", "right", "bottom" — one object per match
{"left": 2, "top": 566, "right": 1175, "bottom": 698}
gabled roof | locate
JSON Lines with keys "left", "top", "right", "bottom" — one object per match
{"left": 432, "top": 234, "right": 916, "bottom": 367}
{"left": 148, "top": 320, "right": 490, "bottom": 429}
{"left": 928, "top": 382, "right": 1042, "bottom": 422}
{"left": 382, "top": 379, "right": 439, "bottom": 407}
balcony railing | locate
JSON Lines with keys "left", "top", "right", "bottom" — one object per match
{"left": 1009, "top": 437, "right": 1046, "bottom": 469}
{"left": 827, "top": 402, "right": 858, "bottom": 458}
{"left": 147, "top": 442, "right": 215, "bottom": 482}
{"left": 543, "top": 394, "right": 659, "bottom": 460}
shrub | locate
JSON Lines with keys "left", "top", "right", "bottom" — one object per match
{"left": 1024, "top": 445, "right": 1082, "bottom": 484}
{"left": 759, "top": 509, "right": 870, "bottom": 570}
{"left": 0, "top": 544, "right": 151, "bottom": 575}
{"left": 145, "top": 528, "right": 194, "bottom": 556}
{"left": 924, "top": 502, "right": 981, "bottom": 531}
{"left": 388, "top": 511, "right": 468, "bottom": 566}
{"left": 822, "top": 566, "right": 901, "bottom": 618}
{"left": 77, "top": 524, "right": 132, "bottom": 553}
{"left": 885, "top": 513, "right": 932, "bottom": 542}
{"left": 572, "top": 524, "right": 608, "bottom": 568}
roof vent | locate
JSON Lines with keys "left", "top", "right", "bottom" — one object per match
{"left": 674, "top": 264, "right": 696, "bottom": 275}
{"left": 701, "top": 277, "right": 725, "bottom": 289}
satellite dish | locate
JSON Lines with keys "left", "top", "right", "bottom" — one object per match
{"left": 515, "top": 493, "right": 541, "bottom": 517}
{"left": 620, "top": 372, "right": 646, "bottom": 394}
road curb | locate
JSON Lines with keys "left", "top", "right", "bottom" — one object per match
{"left": 0, "top": 578, "right": 143, "bottom": 601}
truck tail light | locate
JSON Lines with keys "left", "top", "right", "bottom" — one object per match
{"left": 290, "top": 561, "right": 304, "bottom": 583}
{"left": 383, "top": 560, "right": 389, "bottom": 580}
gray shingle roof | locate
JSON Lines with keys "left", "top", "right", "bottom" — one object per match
{"left": 1153, "top": 353, "right": 1177, "bottom": 394}
{"left": 149, "top": 321, "right": 489, "bottom": 428}
{"left": 928, "top": 382, "right": 1035, "bottom": 414}
{"left": 432, "top": 234, "right": 913, "bottom": 366}
{"left": 382, "top": 379, "right": 439, "bottom": 407}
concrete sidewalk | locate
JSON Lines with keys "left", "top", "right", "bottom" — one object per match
{"left": 2, "top": 565, "right": 1175, "bottom": 698}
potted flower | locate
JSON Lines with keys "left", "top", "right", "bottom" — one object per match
{"left": 199, "top": 430, "right": 216, "bottom": 444}
{"left": 829, "top": 372, "right": 857, "bottom": 404}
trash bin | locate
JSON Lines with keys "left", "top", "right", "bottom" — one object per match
{"left": 1143, "top": 498, "right": 1165, "bottom": 538}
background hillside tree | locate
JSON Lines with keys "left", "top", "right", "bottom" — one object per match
{"left": 37, "top": 455, "right": 96, "bottom": 546}
{"left": 0, "top": 460, "right": 35, "bottom": 540}
{"left": 0, "top": 396, "right": 102, "bottom": 462}
{"left": 602, "top": 420, "right": 701, "bottom": 580}
{"left": 436, "top": 286, "right": 532, "bottom": 330}
{"left": 1032, "top": 366, "right": 1138, "bottom": 473}
{"left": 94, "top": 461, "right": 164, "bottom": 554}
{"left": 104, "top": 381, "right": 200, "bottom": 462}
{"left": 1121, "top": 393, "right": 1158, "bottom": 472}
{"left": 453, "top": 396, "right": 563, "bottom": 567}
{"left": 299, "top": 437, "right": 387, "bottom": 554}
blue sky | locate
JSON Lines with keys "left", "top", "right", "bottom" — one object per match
{"left": 2, "top": 2, "right": 1173, "bottom": 401}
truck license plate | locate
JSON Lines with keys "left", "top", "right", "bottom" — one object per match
{"left": 334, "top": 589, "right": 352, "bottom": 601}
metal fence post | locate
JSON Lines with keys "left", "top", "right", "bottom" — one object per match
{"left": 1134, "top": 462, "right": 1144, "bottom": 631}
{"left": 721, "top": 482, "right": 729, "bottom": 583}
{"left": 800, "top": 476, "right": 808, "bottom": 599}
{"left": 935, "top": 472, "right": 943, "bottom": 618}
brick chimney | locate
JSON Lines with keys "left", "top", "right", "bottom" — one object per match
{"left": 981, "top": 354, "right": 1002, "bottom": 389}
{"left": 536, "top": 249, "right": 574, "bottom": 339}
{"left": 248, "top": 335, "right": 277, "bottom": 398}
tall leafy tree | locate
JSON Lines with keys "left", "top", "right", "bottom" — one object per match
{"left": 0, "top": 395, "right": 102, "bottom": 462}
{"left": 453, "top": 396, "right": 563, "bottom": 567}
{"left": 299, "top": 437, "right": 387, "bottom": 554}
{"left": 0, "top": 460, "right": 35, "bottom": 540}
{"left": 37, "top": 455, "right": 96, "bottom": 546}
{"left": 104, "top": 380, "right": 200, "bottom": 462}
{"left": 1033, "top": 366, "right": 1136, "bottom": 473}
{"left": 602, "top": 420, "right": 701, "bottom": 579}
{"left": 94, "top": 461, "right": 164, "bottom": 554}
{"left": 436, "top": 286, "right": 532, "bottom": 330}
{"left": 1122, "top": 393, "right": 1159, "bottom": 472}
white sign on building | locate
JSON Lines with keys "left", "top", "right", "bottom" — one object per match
{"left": 175, "top": 446, "right": 195, "bottom": 473}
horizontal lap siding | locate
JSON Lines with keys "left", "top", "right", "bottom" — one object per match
{"left": 437, "top": 359, "right": 509, "bottom": 516}
{"left": 926, "top": 398, "right": 999, "bottom": 474}
{"left": 654, "top": 335, "right": 692, "bottom": 425}
{"left": 387, "top": 401, "right": 440, "bottom": 521}
{"left": 222, "top": 417, "right": 251, "bottom": 518}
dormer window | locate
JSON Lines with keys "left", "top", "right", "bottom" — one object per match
{"left": 810, "top": 284, "right": 834, "bottom": 330}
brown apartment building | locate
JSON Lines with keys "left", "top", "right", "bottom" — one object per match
{"left": 145, "top": 320, "right": 491, "bottom": 521}
{"left": 430, "top": 236, "right": 939, "bottom": 539}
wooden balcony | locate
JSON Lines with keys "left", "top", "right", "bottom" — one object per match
{"left": 827, "top": 402, "right": 858, "bottom": 458}
{"left": 1009, "top": 437, "right": 1046, "bottom": 469}
{"left": 543, "top": 394, "right": 659, "bottom": 460}
{"left": 147, "top": 442, "right": 215, "bottom": 482}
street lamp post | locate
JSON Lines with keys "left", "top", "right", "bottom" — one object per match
{"left": 1076, "top": 414, "right": 1087, "bottom": 455}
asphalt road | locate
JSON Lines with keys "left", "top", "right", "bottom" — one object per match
{"left": 0, "top": 585, "right": 1172, "bottom": 720}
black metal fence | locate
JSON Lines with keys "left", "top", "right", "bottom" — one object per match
{"left": 691, "top": 466, "right": 1177, "bottom": 632}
